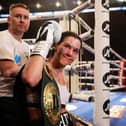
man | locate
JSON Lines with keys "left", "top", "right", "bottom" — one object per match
{"left": 15, "top": 20, "right": 82, "bottom": 126}
{"left": 0, "top": 3, "right": 30, "bottom": 126}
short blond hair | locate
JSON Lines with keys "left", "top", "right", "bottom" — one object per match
{"left": 9, "top": 3, "right": 30, "bottom": 14}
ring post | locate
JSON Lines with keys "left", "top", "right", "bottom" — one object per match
{"left": 94, "top": 0, "right": 110, "bottom": 126}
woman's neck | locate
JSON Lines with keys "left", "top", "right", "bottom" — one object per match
{"left": 46, "top": 61, "right": 66, "bottom": 85}
{"left": 47, "top": 61, "right": 62, "bottom": 74}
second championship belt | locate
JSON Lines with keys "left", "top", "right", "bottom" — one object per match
{"left": 40, "top": 65, "right": 61, "bottom": 126}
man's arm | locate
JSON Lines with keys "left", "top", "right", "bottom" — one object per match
{"left": 0, "top": 60, "right": 22, "bottom": 77}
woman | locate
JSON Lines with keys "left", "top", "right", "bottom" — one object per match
{"left": 15, "top": 20, "right": 82, "bottom": 126}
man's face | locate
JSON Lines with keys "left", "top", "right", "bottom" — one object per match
{"left": 56, "top": 36, "right": 81, "bottom": 66}
{"left": 8, "top": 7, "right": 30, "bottom": 34}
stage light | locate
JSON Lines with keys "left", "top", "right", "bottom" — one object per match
{"left": 77, "top": 0, "right": 82, "bottom": 5}
{"left": 0, "top": 5, "right": 3, "bottom": 11}
{"left": 56, "top": 1, "right": 61, "bottom": 8}
{"left": 36, "top": 3, "right": 42, "bottom": 9}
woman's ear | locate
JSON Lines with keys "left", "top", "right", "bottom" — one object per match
{"left": 52, "top": 43, "right": 58, "bottom": 49}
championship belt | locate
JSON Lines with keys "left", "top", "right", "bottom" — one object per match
{"left": 14, "top": 65, "right": 61, "bottom": 126}
{"left": 14, "top": 66, "right": 94, "bottom": 126}
{"left": 41, "top": 67, "right": 94, "bottom": 126}
{"left": 68, "top": 112, "right": 94, "bottom": 126}
{"left": 40, "top": 65, "right": 61, "bottom": 126}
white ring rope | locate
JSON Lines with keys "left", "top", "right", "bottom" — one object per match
{"left": 110, "top": 68, "right": 120, "bottom": 71}
{"left": 104, "top": 61, "right": 126, "bottom": 70}
{"left": 80, "top": 30, "right": 94, "bottom": 41}
{"left": 82, "top": 42, "right": 94, "bottom": 54}
{"left": 76, "top": 16, "right": 93, "bottom": 31}
{"left": 110, "top": 75, "right": 126, "bottom": 80}
{"left": 65, "top": 60, "right": 126, "bottom": 75}
{"left": 79, "top": 83, "right": 94, "bottom": 85}
{"left": 110, "top": 48, "right": 126, "bottom": 62}
{"left": 79, "top": 76, "right": 94, "bottom": 79}
{"left": 71, "top": 0, "right": 94, "bottom": 15}
{"left": 78, "top": 75, "right": 126, "bottom": 80}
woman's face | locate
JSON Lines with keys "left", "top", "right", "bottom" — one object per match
{"left": 55, "top": 36, "right": 81, "bottom": 66}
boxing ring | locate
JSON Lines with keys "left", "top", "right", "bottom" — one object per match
{"left": 67, "top": 91, "right": 126, "bottom": 126}
{"left": 1, "top": 0, "right": 126, "bottom": 126}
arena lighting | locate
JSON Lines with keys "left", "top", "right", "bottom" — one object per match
{"left": 77, "top": 0, "right": 82, "bottom": 5}
{"left": 0, "top": 5, "right": 2, "bottom": 11}
{"left": 36, "top": 3, "right": 42, "bottom": 9}
{"left": 56, "top": 1, "right": 61, "bottom": 8}
{"left": 115, "top": 0, "right": 126, "bottom": 2}
{"left": 0, "top": 6, "right": 126, "bottom": 23}
{"left": 0, "top": 6, "right": 126, "bottom": 18}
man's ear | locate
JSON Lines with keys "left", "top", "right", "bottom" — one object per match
{"left": 7, "top": 16, "right": 11, "bottom": 25}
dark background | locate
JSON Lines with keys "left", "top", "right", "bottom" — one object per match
{"left": 0, "top": 0, "right": 126, "bottom": 59}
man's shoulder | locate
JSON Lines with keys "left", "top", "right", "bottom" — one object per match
{"left": 0, "top": 29, "right": 8, "bottom": 33}
{"left": 0, "top": 30, "right": 8, "bottom": 36}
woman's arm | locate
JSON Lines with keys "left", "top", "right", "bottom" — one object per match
{"left": 22, "top": 55, "right": 45, "bottom": 87}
